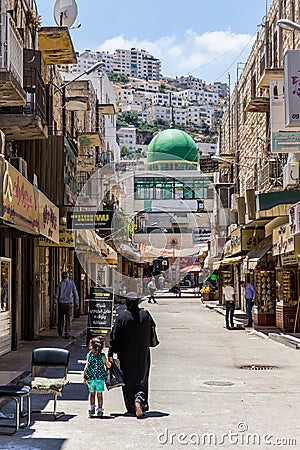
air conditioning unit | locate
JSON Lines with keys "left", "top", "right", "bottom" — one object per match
{"left": 9, "top": 157, "right": 28, "bottom": 178}
{"left": 283, "top": 162, "right": 299, "bottom": 189}
{"left": 230, "top": 193, "right": 238, "bottom": 212}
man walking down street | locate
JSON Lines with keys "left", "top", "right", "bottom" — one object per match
{"left": 222, "top": 281, "right": 235, "bottom": 330}
{"left": 54, "top": 271, "right": 79, "bottom": 338}
{"left": 240, "top": 279, "right": 256, "bottom": 328}
{"left": 147, "top": 278, "right": 157, "bottom": 304}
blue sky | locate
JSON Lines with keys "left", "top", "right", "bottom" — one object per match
{"left": 37, "top": 0, "right": 270, "bottom": 83}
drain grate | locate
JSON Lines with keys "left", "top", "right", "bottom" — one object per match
{"left": 240, "top": 364, "right": 278, "bottom": 371}
{"left": 203, "top": 381, "right": 234, "bottom": 386}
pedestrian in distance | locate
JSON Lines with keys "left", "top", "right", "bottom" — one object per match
{"left": 142, "top": 274, "right": 148, "bottom": 295}
{"left": 147, "top": 277, "right": 157, "bottom": 303}
{"left": 158, "top": 274, "right": 165, "bottom": 290}
{"left": 54, "top": 271, "right": 79, "bottom": 339}
{"left": 108, "top": 292, "right": 158, "bottom": 418}
{"left": 83, "top": 337, "right": 111, "bottom": 417}
{"left": 240, "top": 279, "right": 256, "bottom": 328}
{"left": 222, "top": 280, "right": 235, "bottom": 330}
{"left": 173, "top": 283, "right": 181, "bottom": 297}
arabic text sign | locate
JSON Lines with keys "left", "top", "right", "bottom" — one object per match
{"left": 39, "top": 225, "right": 74, "bottom": 247}
{"left": 1, "top": 160, "right": 38, "bottom": 234}
{"left": 284, "top": 50, "right": 300, "bottom": 127}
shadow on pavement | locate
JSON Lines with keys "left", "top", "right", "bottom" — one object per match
{"left": 111, "top": 410, "right": 169, "bottom": 419}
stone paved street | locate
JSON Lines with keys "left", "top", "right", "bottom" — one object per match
{"left": 1, "top": 295, "right": 300, "bottom": 449}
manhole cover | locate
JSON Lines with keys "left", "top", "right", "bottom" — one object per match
{"left": 240, "top": 364, "right": 278, "bottom": 370}
{"left": 203, "top": 381, "right": 234, "bottom": 386}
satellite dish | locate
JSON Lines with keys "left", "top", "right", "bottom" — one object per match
{"left": 54, "top": 0, "right": 78, "bottom": 28}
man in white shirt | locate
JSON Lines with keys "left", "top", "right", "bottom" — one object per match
{"left": 222, "top": 282, "right": 235, "bottom": 330}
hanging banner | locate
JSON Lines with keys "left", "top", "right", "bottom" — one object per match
{"left": 289, "top": 202, "right": 300, "bottom": 236}
{"left": 284, "top": 50, "right": 300, "bottom": 127}
{"left": 1, "top": 160, "right": 38, "bottom": 234}
{"left": 270, "top": 78, "right": 300, "bottom": 152}
{"left": 38, "top": 191, "right": 59, "bottom": 243}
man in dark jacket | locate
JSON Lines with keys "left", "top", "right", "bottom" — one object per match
{"left": 108, "top": 292, "right": 158, "bottom": 418}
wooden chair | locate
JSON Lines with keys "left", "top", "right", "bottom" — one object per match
{"left": 24, "top": 348, "right": 70, "bottom": 419}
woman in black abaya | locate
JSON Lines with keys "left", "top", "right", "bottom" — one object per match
{"left": 108, "top": 292, "right": 157, "bottom": 417}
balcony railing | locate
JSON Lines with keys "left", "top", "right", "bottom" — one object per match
{"left": 0, "top": 67, "right": 46, "bottom": 123}
{"left": 0, "top": 13, "right": 23, "bottom": 87}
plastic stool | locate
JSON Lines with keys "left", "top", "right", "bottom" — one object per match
{"left": 0, "top": 385, "right": 30, "bottom": 435}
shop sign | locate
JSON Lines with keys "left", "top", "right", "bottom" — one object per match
{"left": 38, "top": 191, "right": 59, "bottom": 243}
{"left": 66, "top": 210, "right": 114, "bottom": 230}
{"left": 39, "top": 225, "right": 74, "bottom": 247}
{"left": 230, "top": 227, "right": 264, "bottom": 255}
{"left": 281, "top": 253, "right": 298, "bottom": 266}
{"left": 223, "top": 240, "right": 232, "bottom": 258}
{"left": 270, "top": 78, "right": 300, "bottom": 152}
{"left": 210, "top": 236, "right": 226, "bottom": 258}
{"left": 284, "top": 50, "right": 300, "bottom": 127}
{"left": 199, "top": 157, "right": 219, "bottom": 173}
{"left": 1, "top": 160, "right": 38, "bottom": 234}
{"left": 273, "top": 223, "right": 295, "bottom": 255}
{"left": 192, "top": 228, "right": 211, "bottom": 244}
{"left": 86, "top": 287, "right": 114, "bottom": 343}
{"left": 289, "top": 202, "right": 300, "bottom": 235}
{"left": 77, "top": 150, "right": 95, "bottom": 172}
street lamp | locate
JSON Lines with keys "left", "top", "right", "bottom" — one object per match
{"left": 277, "top": 19, "right": 300, "bottom": 33}
{"left": 54, "top": 61, "right": 105, "bottom": 93}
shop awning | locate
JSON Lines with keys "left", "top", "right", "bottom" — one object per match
{"left": 212, "top": 260, "right": 222, "bottom": 270}
{"left": 220, "top": 256, "right": 244, "bottom": 265}
{"left": 119, "top": 244, "right": 141, "bottom": 262}
{"left": 246, "top": 235, "right": 273, "bottom": 270}
{"left": 265, "top": 216, "right": 288, "bottom": 237}
{"left": 38, "top": 27, "right": 77, "bottom": 65}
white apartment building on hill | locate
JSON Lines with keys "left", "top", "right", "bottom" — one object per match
{"left": 114, "top": 48, "right": 161, "bottom": 81}
{"left": 117, "top": 127, "right": 137, "bottom": 152}
{"left": 66, "top": 49, "right": 161, "bottom": 81}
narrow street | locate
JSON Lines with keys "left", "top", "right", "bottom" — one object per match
{"left": 2, "top": 294, "right": 300, "bottom": 449}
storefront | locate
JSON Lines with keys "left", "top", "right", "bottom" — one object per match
{"left": 219, "top": 226, "right": 265, "bottom": 308}
{"left": 0, "top": 257, "right": 11, "bottom": 356}
{"left": 246, "top": 235, "right": 276, "bottom": 326}
{"left": 273, "top": 222, "right": 300, "bottom": 331}
{"left": 0, "top": 159, "right": 40, "bottom": 345}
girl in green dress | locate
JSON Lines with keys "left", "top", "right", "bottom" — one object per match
{"left": 83, "top": 337, "right": 111, "bottom": 417}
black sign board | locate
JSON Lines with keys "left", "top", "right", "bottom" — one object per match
{"left": 67, "top": 211, "right": 114, "bottom": 230}
{"left": 199, "top": 157, "right": 219, "bottom": 173}
{"left": 86, "top": 287, "right": 114, "bottom": 346}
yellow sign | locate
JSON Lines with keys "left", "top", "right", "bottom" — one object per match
{"left": 39, "top": 225, "right": 74, "bottom": 247}
{"left": 230, "top": 227, "right": 264, "bottom": 255}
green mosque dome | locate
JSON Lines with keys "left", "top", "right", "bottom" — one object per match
{"left": 147, "top": 127, "right": 198, "bottom": 170}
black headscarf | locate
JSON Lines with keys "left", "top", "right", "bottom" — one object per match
{"left": 125, "top": 292, "right": 140, "bottom": 313}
